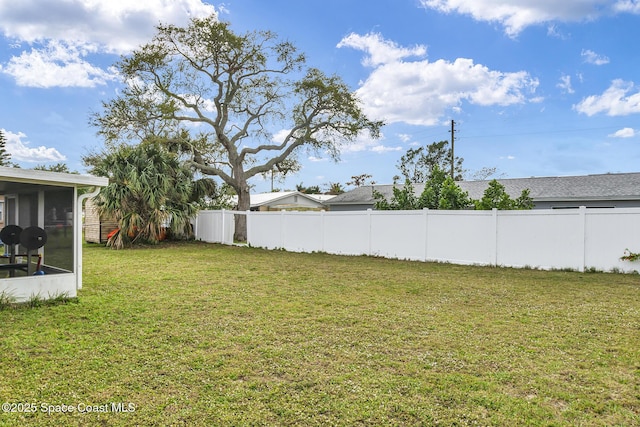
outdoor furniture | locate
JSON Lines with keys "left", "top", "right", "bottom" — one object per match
{"left": 0, "top": 225, "right": 47, "bottom": 276}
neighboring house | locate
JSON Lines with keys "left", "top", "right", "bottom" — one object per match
{"left": 84, "top": 198, "right": 119, "bottom": 244}
{"left": 324, "top": 172, "right": 640, "bottom": 211}
{"left": 232, "top": 191, "right": 335, "bottom": 211}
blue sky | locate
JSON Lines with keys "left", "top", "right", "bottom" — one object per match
{"left": 1, "top": 0, "right": 640, "bottom": 193}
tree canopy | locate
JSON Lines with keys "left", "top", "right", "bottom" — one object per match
{"left": 91, "top": 16, "right": 383, "bottom": 240}
{"left": 347, "top": 173, "right": 376, "bottom": 187}
{"left": 374, "top": 166, "right": 473, "bottom": 210}
{"left": 33, "top": 163, "right": 77, "bottom": 173}
{"left": 474, "top": 180, "right": 534, "bottom": 210}
{"left": 262, "top": 158, "right": 301, "bottom": 192}
{"left": 0, "top": 130, "right": 12, "bottom": 167}
{"left": 397, "top": 141, "right": 464, "bottom": 183}
{"left": 326, "top": 182, "right": 345, "bottom": 195}
{"left": 375, "top": 168, "right": 532, "bottom": 211}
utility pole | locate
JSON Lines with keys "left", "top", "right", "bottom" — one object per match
{"left": 270, "top": 169, "right": 273, "bottom": 192}
{"left": 450, "top": 119, "right": 455, "bottom": 179}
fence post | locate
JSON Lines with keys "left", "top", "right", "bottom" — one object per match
{"left": 221, "top": 209, "right": 226, "bottom": 244}
{"left": 280, "top": 209, "right": 286, "bottom": 249}
{"left": 579, "top": 206, "right": 587, "bottom": 272}
{"left": 193, "top": 212, "right": 199, "bottom": 241}
{"left": 320, "top": 210, "right": 325, "bottom": 253}
{"left": 367, "top": 209, "right": 372, "bottom": 256}
{"left": 423, "top": 208, "right": 429, "bottom": 262}
{"left": 492, "top": 208, "right": 498, "bottom": 266}
{"left": 245, "top": 210, "right": 250, "bottom": 245}
{"left": 245, "top": 210, "right": 250, "bottom": 246}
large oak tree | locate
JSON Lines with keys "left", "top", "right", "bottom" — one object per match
{"left": 91, "top": 16, "right": 382, "bottom": 240}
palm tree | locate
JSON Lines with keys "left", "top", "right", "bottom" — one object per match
{"left": 85, "top": 141, "right": 216, "bottom": 249}
{"left": 0, "top": 129, "right": 12, "bottom": 166}
{"left": 326, "top": 182, "right": 345, "bottom": 195}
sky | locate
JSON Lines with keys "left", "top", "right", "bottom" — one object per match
{"left": 1, "top": 0, "right": 640, "bottom": 193}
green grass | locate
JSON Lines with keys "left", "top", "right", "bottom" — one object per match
{"left": 0, "top": 241, "right": 639, "bottom": 426}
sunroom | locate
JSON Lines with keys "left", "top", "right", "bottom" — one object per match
{"left": 0, "top": 167, "right": 108, "bottom": 302}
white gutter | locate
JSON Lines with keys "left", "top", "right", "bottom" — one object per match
{"left": 76, "top": 188, "right": 102, "bottom": 291}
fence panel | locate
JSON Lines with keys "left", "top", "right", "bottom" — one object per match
{"left": 497, "top": 210, "right": 583, "bottom": 270}
{"left": 247, "top": 212, "right": 282, "bottom": 249}
{"left": 194, "top": 210, "right": 223, "bottom": 243}
{"left": 585, "top": 208, "right": 640, "bottom": 272}
{"left": 221, "top": 210, "right": 237, "bottom": 244}
{"left": 370, "top": 210, "right": 426, "bottom": 260}
{"left": 281, "top": 212, "right": 324, "bottom": 253}
{"left": 322, "top": 211, "right": 371, "bottom": 255}
{"left": 193, "top": 210, "right": 237, "bottom": 245}
{"left": 426, "top": 210, "right": 496, "bottom": 265}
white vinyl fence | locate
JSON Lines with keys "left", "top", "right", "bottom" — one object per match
{"left": 193, "top": 209, "right": 241, "bottom": 245}
{"left": 194, "top": 208, "right": 640, "bottom": 273}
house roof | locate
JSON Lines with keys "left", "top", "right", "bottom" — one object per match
{"left": 232, "top": 191, "right": 335, "bottom": 208}
{"left": 252, "top": 191, "right": 302, "bottom": 207}
{"left": 326, "top": 172, "right": 640, "bottom": 206}
{"left": 305, "top": 194, "right": 337, "bottom": 203}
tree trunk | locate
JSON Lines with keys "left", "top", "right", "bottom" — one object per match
{"left": 234, "top": 182, "right": 250, "bottom": 242}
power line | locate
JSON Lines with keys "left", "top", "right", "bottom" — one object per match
{"left": 456, "top": 125, "right": 624, "bottom": 140}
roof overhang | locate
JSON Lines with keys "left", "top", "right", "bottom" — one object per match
{"left": 0, "top": 167, "right": 108, "bottom": 192}
{"left": 325, "top": 201, "right": 375, "bottom": 205}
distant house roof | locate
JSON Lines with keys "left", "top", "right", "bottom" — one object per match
{"left": 232, "top": 191, "right": 335, "bottom": 210}
{"left": 325, "top": 172, "right": 640, "bottom": 208}
{"left": 305, "top": 194, "right": 337, "bottom": 203}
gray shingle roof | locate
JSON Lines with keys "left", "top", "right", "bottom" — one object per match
{"left": 326, "top": 172, "right": 640, "bottom": 206}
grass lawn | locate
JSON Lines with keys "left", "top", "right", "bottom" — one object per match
{"left": 0, "top": 241, "right": 639, "bottom": 426}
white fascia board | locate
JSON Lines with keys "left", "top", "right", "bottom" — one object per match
{"left": 0, "top": 167, "right": 108, "bottom": 188}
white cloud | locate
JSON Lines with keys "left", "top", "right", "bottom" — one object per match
{"left": 308, "top": 156, "right": 328, "bottom": 162}
{"left": 419, "top": 0, "right": 626, "bottom": 36}
{"left": 371, "top": 145, "right": 403, "bottom": 153}
{"left": 339, "top": 33, "right": 538, "bottom": 126}
{"left": 581, "top": 49, "right": 610, "bottom": 65}
{"left": 271, "top": 129, "right": 291, "bottom": 144}
{"left": 0, "top": 0, "right": 217, "bottom": 87}
{"left": 574, "top": 79, "right": 640, "bottom": 116}
{"left": 557, "top": 75, "right": 575, "bottom": 94}
{"left": 337, "top": 33, "right": 426, "bottom": 67}
{"left": 1, "top": 41, "right": 118, "bottom": 88}
{"left": 614, "top": 0, "right": 640, "bottom": 13}
{"left": 397, "top": 133, "right": 412, "bottom": 143}
{"left": 546, "top": 24, "right": 569, "bottom": 39}
{"left": 609, "top": 127, "right": 636, "bottom": 138}
{"left": 0, "top": 0, "right": 217, "bottom": 54}
{"left": 338, "top": 130, "right": 391, "bottom": 153}
{"left": 2, "top": 129, "right": 66, "bottom": 162}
